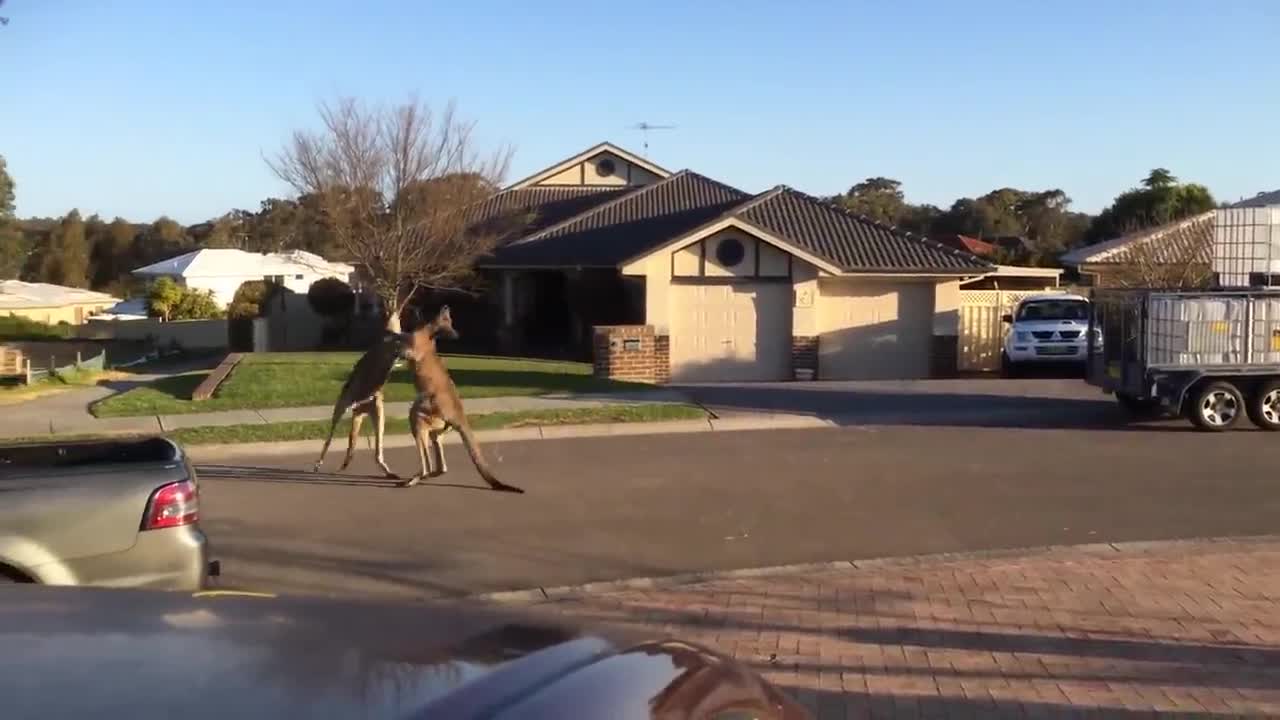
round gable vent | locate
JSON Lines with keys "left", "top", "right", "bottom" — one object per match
{"left": 716, "top": 237, "right": 746, "bottom": 267}
{"left": 595, "top": 158, "right": 617, "bottom": 178}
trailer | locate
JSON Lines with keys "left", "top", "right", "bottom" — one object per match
{"left": 1086, "top": 288, "right": 1280, "bottom": 431}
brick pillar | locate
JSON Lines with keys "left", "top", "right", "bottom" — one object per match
{"left": 930, "top": 334, "right": 958, "bottom": 378}
{"left": 791, "top": 335, "right": 819, "bottom": 381}
{"left": 592, "top": 325, "right": 657, "bottom": 383}
{"left": 653, "top": 334, "right": 670, "bottom": 384}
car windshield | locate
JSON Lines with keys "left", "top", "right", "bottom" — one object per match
{"left": 1017, "top": 300, "right": 1088, "bottom": 321}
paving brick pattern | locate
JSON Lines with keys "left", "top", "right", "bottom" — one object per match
{"left": 528, "top": 541, "right": 1280, "bottom": 718}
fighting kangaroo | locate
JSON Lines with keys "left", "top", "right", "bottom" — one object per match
{"left": 400, "top": 306, "right": 524, "bottom": 493}
{"left": 311, "top": 331, "right": 411, "bottom": 478}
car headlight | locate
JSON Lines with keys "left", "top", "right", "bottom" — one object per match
{"left": 1014, "top": 331, "right": 1031, "bottom": 342}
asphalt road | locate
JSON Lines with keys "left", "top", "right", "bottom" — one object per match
{"left": 198, "top": 405, "right": 1280, "bottom": 601}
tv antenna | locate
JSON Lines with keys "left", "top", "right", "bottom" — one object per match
{"left": 628, "top": 122, "right": 675, "bottom": 156}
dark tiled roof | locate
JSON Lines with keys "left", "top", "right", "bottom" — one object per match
{"left": 1231, "top": 189, "right": 1280, "bottom": 208}
{"left": 468, "top": 186, "right": 628, "bottom": 244}
{"left": 486, "top": 171, "right": 749, "bottom": 267}
{"left": 1060, "top": 211, "right": 1213, "bottom": 266}
{"left": 735, "top": 187, "right": 991, "bottom": 273}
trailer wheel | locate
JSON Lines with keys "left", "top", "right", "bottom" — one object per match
{"left": 1189, "top": 381, "right": 1244, "bottom": 431}
{"left": 1246, "top": 381, "right": 1280, "bottom": 431}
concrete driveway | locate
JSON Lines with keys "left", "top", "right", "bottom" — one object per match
{"left": 676, "top": 377, "right": 1151, "bottom": 431}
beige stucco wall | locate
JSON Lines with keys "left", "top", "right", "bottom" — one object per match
{"left": 534, "top": 151, "right": 661, "bottom": 187}
{"left": 5, "top": 302, "right": 113, "bottom": 326}
{"left": 933, "top": 279, "right": 962, "bottom": 335}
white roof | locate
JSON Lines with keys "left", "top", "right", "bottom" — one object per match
{"left": 0, "top": 281, "right": 120, "bottom": 310}
{"left": 132, "top": 248, "right": 354, "bottom": 278}
{"left": 984, "top": 265, "right": 1063, "bottom": 278}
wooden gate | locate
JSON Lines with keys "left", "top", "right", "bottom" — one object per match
{"left": 959, "top": 290, "right": 1061, "bottom": 372}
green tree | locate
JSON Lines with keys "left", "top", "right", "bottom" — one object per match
{"left": 1086, "top": 169, "right": 1216, "bottom": 244}
{"left": 131, "top": 216, "right": 190, "bottom": 268}
{"left": 171, "top": 288, "right": 223, "bottom": 320}
{"left": 0, "top": 154, "right": 24, "bottom": 279}
{"left": 306, "top": 276, "right": 355, "bottom": 317}
{"left": 39, "top": 209, "right": 91, "bottom": 287}
{"left": 228, "top": 280, "right": 269, "bottom": 318}
{"left": 0, "top": 155, "right": 14, "bottom": 217}
{"left": 834, "top": 177, "right": 906, "bottom": 225}
{"left": 146, "top": 277, "right": 184, "bottom": 321}
{"left": 90, "top": 217, "right": 138, "bottom": 290}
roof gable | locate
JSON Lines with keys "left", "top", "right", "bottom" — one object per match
{"left": 485, "top": 171, "right": 748, "bottom": 268}
{"left": 734, "top": 187, "right": 991, "bottom": 274}
{"left": 1061, "top": 211, "right": 1214, "bottom": 267}
{"left": 505, "top": 142, "right": 671, "bottom": 190}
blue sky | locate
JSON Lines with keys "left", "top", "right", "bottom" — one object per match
{"left": 2, "top": 0, "right": 1277, "bottom": 224}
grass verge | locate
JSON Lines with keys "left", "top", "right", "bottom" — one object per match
{"left": 8, "top": 404, "right": 707, "bottom": 447}
{"left": 92, "top": 353, "right": 647, "bottom": 418}
{"left": 0, "top": 369, "right": 116, "bottom": 406}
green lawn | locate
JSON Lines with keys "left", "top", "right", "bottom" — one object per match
{"left": 92, "top": 353, "right": 648, "bottom": 418}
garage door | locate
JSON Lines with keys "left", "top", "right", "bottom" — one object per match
{"left": 818, "top": 280, "right": 933, "bottom": 380}
{"left": 669, "top": 282, "right": 792, "bottom": 383}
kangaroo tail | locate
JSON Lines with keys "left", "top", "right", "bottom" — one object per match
{"left": 455, "top": 420, "right": 524, "bottom": 493}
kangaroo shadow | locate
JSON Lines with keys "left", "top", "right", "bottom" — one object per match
{"left": 195, "top": 464, "right": 491, "bottom": 492}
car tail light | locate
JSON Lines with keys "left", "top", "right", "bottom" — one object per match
{"left": 142, "top": 479, "right": 199, "bottom": 531}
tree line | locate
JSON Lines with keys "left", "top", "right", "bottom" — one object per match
{"left": 828, "top": 169, "right": 1217, "bottom": 267}
{"left": 0, "top": 96, "right": 1222, "bottom": 319}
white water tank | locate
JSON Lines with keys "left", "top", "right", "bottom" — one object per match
{"left": 1213, "top": 206, "right": 1280, "bottom": 287}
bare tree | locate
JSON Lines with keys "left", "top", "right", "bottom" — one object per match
{"left": 268, "top": 96, "right": 513, "bottom": 330}
{"left": 1107, "top": 214, "right": 1214, "bottom": 289}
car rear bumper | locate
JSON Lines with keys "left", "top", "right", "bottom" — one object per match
{"left": 37, "top": 525, "right": 211, "bottom": 591}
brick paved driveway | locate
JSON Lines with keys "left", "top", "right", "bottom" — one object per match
{"left": 520, "top": 539, "right": 1280, "bottom": 718}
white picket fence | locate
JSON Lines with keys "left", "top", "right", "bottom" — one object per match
{"left": 959, "top": 290, "right": 1063, "bottom": 372}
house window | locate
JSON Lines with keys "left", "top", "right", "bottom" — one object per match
{"left": 715, "top": 237, "right": 746, "bottom": 268}
{"left": 595, "top": 158, "right": 616, "bottom": 178}
{"left": 294, "top": 274, "right": 304, "bottom": 280}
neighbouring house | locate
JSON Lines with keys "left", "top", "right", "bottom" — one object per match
{"left": 469, "top": 142, "right": 994, "bottom": 382}
{"left": 0, "top": 281, "right": 121, "bottom": 325}
{"left": 1060, "top": 211, "right": 1214, "bottom": 288}
{"left": 959, "top": 265, "right": 1062, "bottom": 290}
{"left": 935, "top": 234, "right": 999, "bottom": 258}
{"left": 132, "top": 249, "right": 356, "bottom": 308}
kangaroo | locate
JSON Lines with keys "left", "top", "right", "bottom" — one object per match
{"left": 399, "top": 306, "right": 524, "bottom": 493}
{"left": 311, "top": 331, "right": 411, "bottom": 478}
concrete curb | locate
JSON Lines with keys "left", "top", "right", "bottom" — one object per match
{"left": 186, "top": 413, "right": 832, "bottom": 462}
{"left": 470, "top": 534, "right": 1280, "bottom": 605}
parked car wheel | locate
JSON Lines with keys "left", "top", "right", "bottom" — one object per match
{"left": 1246, "top": 380, "right": 1280, "bottom": 431}
{"left": 1188, "top": 381, "right": 1245, "bottom": 432}
{"left": 1116, "top": 392, "right": 1162, "bottom": 418}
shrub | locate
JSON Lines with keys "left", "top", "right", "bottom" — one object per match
{"left": 229, "top": 280, "right": 269, "bottom": 319}
{"left": 307, "top": 277, "right": 355, "bottom": 318}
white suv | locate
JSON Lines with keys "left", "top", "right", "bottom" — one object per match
{"left": 1001, "top": 294, "right": 1095, "bottom": 375}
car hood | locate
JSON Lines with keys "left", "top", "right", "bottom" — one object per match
{"left": 0, "top": 585, "right": 808, "bottom": 720}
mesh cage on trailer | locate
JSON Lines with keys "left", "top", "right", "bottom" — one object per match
{"left": 1213, "top": 207, "right": 1280, "bottom": 289}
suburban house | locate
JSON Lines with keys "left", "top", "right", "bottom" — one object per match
{"left": 1060, "top": 212, "right": 1214, "bottom": 288}
{"left": 471, "top": 142, "right": 996, "bottom": 382}
{"left": 0, "top": 281, "right": 120, "bottom": 325}
{"left": 132, "top": 249, "right": 356, "bottom": 308}
{"left": 935, "top": 234, "right": 998, "bottom": 258}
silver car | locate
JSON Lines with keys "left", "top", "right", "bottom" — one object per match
{"left": 0, "top": 437, "right": 213, "bottom": 589}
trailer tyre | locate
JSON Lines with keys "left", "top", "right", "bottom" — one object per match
{"left": 1247, "top": 381, "right": 1280, "bottom": 432}
{"left": 1189, "top": 381, "right": 1245, "bottom": 431}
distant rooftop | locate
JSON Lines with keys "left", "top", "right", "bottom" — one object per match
{"left": 133, "top": 248, "right": 353, "bottom": 278}
{"left": 0, "top": 281, "right": 120, "bottom": 310}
